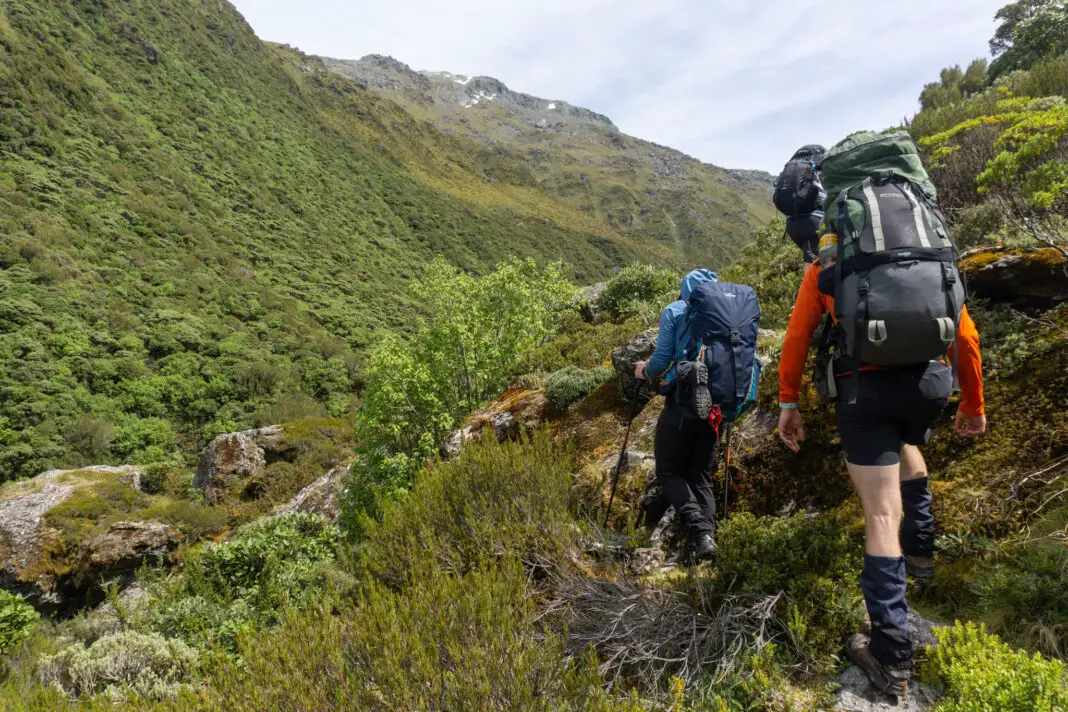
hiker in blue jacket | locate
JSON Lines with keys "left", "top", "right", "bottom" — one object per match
{"left": 635, "top": 268, "right": 720, "bottom": 561}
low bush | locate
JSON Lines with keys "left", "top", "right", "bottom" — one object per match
{"left": 923, "top": 621, "right": 1067, "bottom": 712}
{"left": 157, "top": 561, "right": 642, "bottom": 712}
{"left": 518, "top": 311, "right": 642, "bottom": 374}
{"left": 546, "top": 366, "right": 613, "bottom": 412}
{"left": 39, "top": 630, "right": 199, "bottom": 702}
{"left": 705, "top": 511, "right": 865, "bottom": 672}
{"left": 0, "top": 591, "right": 38, "bottom": 656}
{"left": 359, "top": 433, "right": 579, "bottom": 587}
{"left": 597, "top": 265, "right": 677, "bottom": 321}
{"left": 145, "top": 513, "right": 340, "bottom": 653}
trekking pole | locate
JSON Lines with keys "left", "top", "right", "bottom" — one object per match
{"left": 603, "top": 379, "right": 645, "bottom": 530}
{"left": 722, "top": 423, "right": 733, "bottom": 521}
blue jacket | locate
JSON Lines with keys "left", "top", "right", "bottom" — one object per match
{"left": 644, "top": 269, "right": 718, "bottom": 391}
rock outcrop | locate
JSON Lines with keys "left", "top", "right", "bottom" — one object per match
{"left": 611, "top": 329, "right": 658, "bottom": 406}
{"left": 74, "top": 521, "right": 181, "bottom": 589}
{"left": 194, "top": 426, "right": 285, "bottom": 502}
{"left": 446, "top": 388, "right": 549, "bottom": 456}
{"left": 962, "top": 246, "right": 1068, "bottom": 305}
{"left": 577, "top": 282, "right": 607, "bottom": 323}
{"left": 274, "top": 464, "right": 349, "bottom": 523}
{"left": 0, "top": 466, "right": 152, "bottom": 610}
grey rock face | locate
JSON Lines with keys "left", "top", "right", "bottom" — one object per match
{"left": 0, "top": 466, "right": 146, "bottom": 609}
{"left": 75, "top": 521, "right": 181, "bottom": 589}
{"left": 611, "top": 329, "right": 658, "bottom": 407}
{"left": 577, "top": 282, "right": 606, "bottom": 323}
{"left": 194, "top": 426, "right": 285, "bottom": 501}
{"left": 835, "top": 665, "right": 938, "bottom": 711}
{"left": 275, "top": 464, "right": 348, "bottom": 523}
{"left": 0, "top": 480, "right": 75, "bottom": 579}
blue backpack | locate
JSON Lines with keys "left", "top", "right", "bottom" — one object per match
{"left": 673, "top": 282, "right": 762, "bottom": 423}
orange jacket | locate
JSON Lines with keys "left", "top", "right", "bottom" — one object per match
{"left": 778, "top": 263, "right": 985, "bottom": 416}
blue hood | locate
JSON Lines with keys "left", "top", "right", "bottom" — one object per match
{"left": 679, "top": 269, "right": 718, "bottom": 300}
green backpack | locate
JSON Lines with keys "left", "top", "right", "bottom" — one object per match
{"left": 819, "top": 131, "right": 964, "bottom": 377}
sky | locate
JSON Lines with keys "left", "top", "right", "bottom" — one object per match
{"left": 229, "top": 0, "right": 1008, "bottom": 172}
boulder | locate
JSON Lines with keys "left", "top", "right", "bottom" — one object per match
{"left": 74, "top": 521, "right": 181, "bottom": 589}
{"left": 611, "top": 329, "right": 658, "bottom": 407}
{"left": 962, "top": 246, "right": 1068, "bottom": 305}
{"left": 446, "top": 388, "right": 549, "bottom": 456}
{"left": 194, "top": 426, "right": 285, "bottom": 502}
{"left": 274, "top": 464, "right": 348, "bottom": 523}
{"left": 0, "top": 466, "right": 146, "bottom": 610}
{"left": 577, "top": 282, "right": 607, "bottom": 323}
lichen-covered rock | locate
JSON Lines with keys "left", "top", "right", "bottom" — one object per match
{"left": 194, "top": 426, "right": 284, "bottom": 501}
{"left": 274, "top": 464, "right": 348, "bottom": 523}
{"left": 611, "top": 329, "right": 658, "bottom": 406}
{"left": 962, "top": 246, "right": 1068, "bottom": 305}
{"left": 446, "top": 388, "right": 549, "bottom": 456}
{"left": 577, "top": 281, "right": 607, "bottom": 323}
{"left": 74, "top": 521, "right": 181, "bottom": 589}
{"left": 0, "top": 466, "right": 145, "bottom": 610}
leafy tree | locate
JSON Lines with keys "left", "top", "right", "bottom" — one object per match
{"left": 989, "top": 0, "right": 1068, "bottom": 79}
{"left": 347, "top": 258, "right": 575, "bottom": 530}
{"left": 920, "top": 60, "right": 989, "bottom": 110}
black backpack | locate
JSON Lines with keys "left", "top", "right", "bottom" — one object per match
{"left": 773, "top": 145, "right": 826, "bottom": 218}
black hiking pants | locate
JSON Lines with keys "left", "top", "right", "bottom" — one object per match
{"left": 654, "top": 396, "right": 719, "bottom": 541}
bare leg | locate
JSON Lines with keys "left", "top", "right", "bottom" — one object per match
{"left": 848, "top": 460, "right": 911, "bottom": 670}
{"left": 848, "top": 462, "right": 902, "bottom": 557}
{"left": 899, "top": 444, "right": 927, "bottom": 482}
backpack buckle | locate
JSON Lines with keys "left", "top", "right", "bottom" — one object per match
{"left": 730, "top": 330, "right": 741, "bottom": 345}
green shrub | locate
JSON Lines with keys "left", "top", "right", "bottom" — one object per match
{"left": 146, "top": 513, "right": 340, "bottom": 653}
{"left": 923, "top": 621, "right": 1067, "bottom": 711}
{"left": 139, "top": 463, "right": 174, "bottom": 496}
{"left": 39, "top": 630, "right": 199, "bottom": 702}
{"left": 158, "top": 563, "right": 641, "bottom": 712}
{"left": 195, "top": 513, "right": 339, "bottom": 596}
{"left": 358, "top": 433, "right": 579, "bottom": 587}
{"left": 0, "top": 590, "right": 38, "bottom": 656}
{"left": 597, "top": 264, "right": 678, "bottom": 320}
{"left": 349, "top": 258, "right": 575, "bottom": 530}
{"left": 546, "top": 366, "right": 613, "bottom": 412}
{"left": 706, "top": 511, "right": 865, "bottom": 671}
{"left": 518, "top": 310, "right": 643, "bottom": 374}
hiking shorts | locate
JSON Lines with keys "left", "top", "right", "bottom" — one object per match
{"left": 835, "top": 361, "right": 952, "bottom": 467}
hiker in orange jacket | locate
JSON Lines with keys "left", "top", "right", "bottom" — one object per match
{"left": 777, "top": 258, "right": 986, "bottom": 694}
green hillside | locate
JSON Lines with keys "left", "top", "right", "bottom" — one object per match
{"left": 0, "top": 0, "right": 769, "bottom": 481}
{"left": 323, "top": 54, "right": 775, "bottom": 265}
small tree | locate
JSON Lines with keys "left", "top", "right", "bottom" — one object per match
{"left": 346, "top": 258, "right": 575, "bottom": 533}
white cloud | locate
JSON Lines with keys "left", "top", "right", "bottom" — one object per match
{"left": 230, "top": 0, "right": 1007, "bottom": 171}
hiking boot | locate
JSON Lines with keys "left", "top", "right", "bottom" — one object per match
{"left": 845, "top": 633, "right": 911, "bottom": 698}
{"left": 692, "top": 534, "right": 717, "bottom": 562}
{"left": 905, "top": 555, "right": 935, "bottom": 585}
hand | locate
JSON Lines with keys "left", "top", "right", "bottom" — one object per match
{"left": 634, "top": 361, "right": 647, "bottom": 381}
{"left": 778, "top": 408, "right": 805, "bottom": 452}
{"left": 954, "top": 410, "right": 987, "bottom": 438}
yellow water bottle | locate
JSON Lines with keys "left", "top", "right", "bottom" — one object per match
{"left": 818, "top": 233, "right": 838, "bottom": 268}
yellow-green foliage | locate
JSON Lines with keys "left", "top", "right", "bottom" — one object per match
{"left": 923, "top": 621, "right": 1068, "bottom": 712}
{"left": 358, "top": 433, "right": 580, "bottom": 587}
{"left": 597, "top": 264, "right": 680, "bottom": 321}
{"left": 703, "top": 512, "right": 865, "bottom": 673}
{"left": 519, "top": 310, "right": 644, "bottom": 374}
